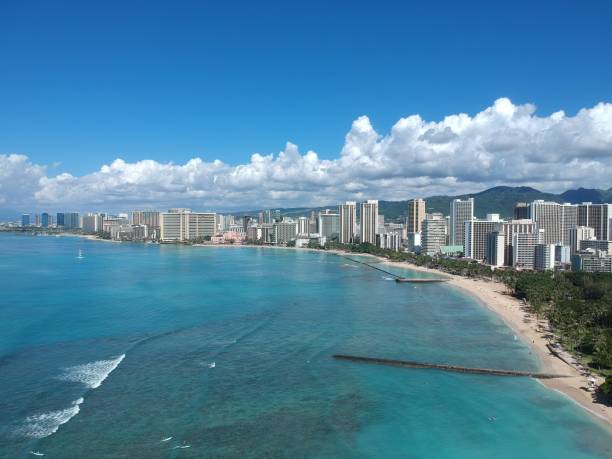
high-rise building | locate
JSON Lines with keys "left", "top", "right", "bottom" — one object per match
{"left": 160, "top": 209, "right": 216, "bottom": 242}
{"left": 318, "top": 212, "right": 340, "bottom": 241}
{"left": 514, "top": 202, "right": 530, "bottom": 220}
{"left": 360, "top": 200, "right": 378, "bottom": 244}
{"left": 21, "top": 214, "right": 30, "bottom": 227}
{"left": 554, "top": 244, "right": 571, "bottom": 267}
{"left": 41, "top": 212, "right": 50, "bottom": 228}
{"left": 464, "top": 214, "right": 503, "bottom": 261}
{"left": 131, "top": 211, "right": 160, "bottom": 229}
{"left": 273, "top": 220, "right": 298, "bottom": 245}
{"left": 407, "top": 199, "right": 426, "bottom": 234}
{"left": 529, "top": 201, "right": 577, "bottom": 245}
{"left": 55, "top": 212, "right": 80, "bottom": 229}
{"left": 450, "top": 198, "right": 474, "bottom": 248}
{"left": 82, "top": 213, "right": 105, "bottom": 234}
{"left": 242, "top": 216, "right": 252, "bottom": 233}
{"left": 486, "top": 231, "right": 505, "bottom": 267}
{"left": 422, "top": 213, "right": 447, "bottom": 255}
{"left": 512, "top": 230, "right": 543, "bottom": 269}
{"left": 535, "top": 244, "right": 556, "bottom": 271}
{"left": 339, "top": 201, "right": 357, "bottom": 243}
{"left": 500, "top": 219, "right": 537, "bottom": 266}
{"left": 34, "top": 214, "right": 41, "bottom": 227}
{"left": 569, "top": 226, "right": 596, "bottom": 254}
{"left": 297, "top": 216, "right": 309, "bottom": 235}
{"left": 577, "top": 203, "right": 612, "bottom": 240}
{"left": 377, "top": 232, "right": 401, "bottom": 251}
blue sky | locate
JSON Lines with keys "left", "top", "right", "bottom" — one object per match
{"left": 1, "top": 1, "right": 612, "bottom": 214}
{"left": 2, "top": 0, "right": 611, "bottom": 174}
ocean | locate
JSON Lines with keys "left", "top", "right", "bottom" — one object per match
{"left": 0, "top": 233, "right": 610, "bottom": 458}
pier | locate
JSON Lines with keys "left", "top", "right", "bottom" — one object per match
{"left": 332, "top": 354, "right": 569, "bottom": 379}
{"left": 338, "top": 255, "right": 449, "bottom": 283}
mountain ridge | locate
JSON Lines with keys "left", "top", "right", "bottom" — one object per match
{"left": 251, "top": 185, "right": 612, "bottom": 221}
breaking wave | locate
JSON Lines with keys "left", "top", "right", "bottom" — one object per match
{"left": 15, "top": 398, "right": 84, "bottom": 439}
{"left": 58, "top": 354, "right": 125, "bottom": 389}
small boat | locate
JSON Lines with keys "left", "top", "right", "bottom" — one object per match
{"left": 77, "top": 249, "right": 84, "bottom": 259}
{"left": 161, "top": 436, "right": 173, "bottom": 442}
{"left": 208, "top": 362, "right": 216, "bottom": 368}
{"left": 29, "top": 452, "right": 45, "bottom": 457}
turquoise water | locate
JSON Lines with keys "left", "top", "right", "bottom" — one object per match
{"left": 0, "top": 233, "right": 610, "bottom": 458}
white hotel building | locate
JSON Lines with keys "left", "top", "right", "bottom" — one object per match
{"left": 160, "top": 209, "right": 216, "bottom": 242}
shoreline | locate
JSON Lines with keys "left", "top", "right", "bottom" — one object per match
{"left": 25, "top": 235, "right": 612, "bottom": 428}
{"left": 374, "top": 257, "right": 612, "bottom": 429}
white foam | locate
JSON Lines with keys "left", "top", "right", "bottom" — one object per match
{"left": 16, "top": 398, "right": 84, "bottom": 439}
{"left": 58, "top": 354, "right": 125, "bottom": 389}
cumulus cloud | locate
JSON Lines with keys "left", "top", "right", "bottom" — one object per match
{"left": 2, "top": 98, "right": 612, "bottom": 213}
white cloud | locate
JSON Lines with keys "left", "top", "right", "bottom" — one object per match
{"left": 2, "top": 98, "right": 612, "bottom": 212}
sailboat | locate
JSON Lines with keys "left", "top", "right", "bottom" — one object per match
{"left": 77, "top": 249, "right": 84, "bottom": 259}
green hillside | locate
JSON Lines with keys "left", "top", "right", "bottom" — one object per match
{"left": 242, "top": 185, "right": 611, "bottom": 221}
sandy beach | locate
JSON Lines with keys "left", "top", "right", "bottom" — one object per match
{"left": 376, "top": 257, "right": 612, "bottom": 428}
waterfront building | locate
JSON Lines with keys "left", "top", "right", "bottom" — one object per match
{"left": 486, "top": 231, "right": 505, "bottom": 267}
{"left": 160, "top": 209, "right": 216, "bottom": 242}
{"left": 577, "top": 203, "right": 612, "bottom": 240}
{"left": 407, "top": 198, "right": 426, "bottom": 234}
{"left": 131, "top": 211, "right": 160, "bottom": 229}
{"left": 242, "top": 216, "right": 253, "bottom": 233}
{"left": 360, "top": 200, "right": 378, "bottom": 244}
{"left": 21, "top": 214, "right": 30, "bottom": 227}
{"left": 534, "top": 244, "right": 556, "bottom": 271}
{"left": 529, "top": 201, "right": 577, "bottom": 245}
{"left": 579, "top": 239, "right": 612, "bottom": 254}
{"left": 34, "top": 214, "right": 41, "bottom": 227}
{"left": 211, "top": 231, "right": 245, "bottom": 244}
{"left": 572, "top": 249, "right": 612, "bottom": 273}
{"left": 273, "top": 220, "right": 298, "bottom": 245}
{"left": 298, "top": 216, "right": 309, "bottom": 236}
{"left": 464, "top": 214, "right": 503, "bottom": 261}
{"left": 406, "top": 232, "right": 422, "bottom": 252}
{"left": 103, "top": 216, "right": 129, "bottom": 233}
{"left": 110, "top": 224, "right": 133, "bottom": 240}
{"left": 82, "top": 213, "right": 104, "bottom": 234}
{"left": 318, "top": 211, "right": 340, "bottom": 241}
{"left": 376, "top": 231, "right": 401, "bottom": 251}
{"left": 569, "top": 226, "right": 595, "bottom": 255}
{"left": 449, "top": 198, "right": 474, "bottom": 248}
{"left": 261, "top": 224, "right": 274, "bottom": 243}
{"left": 422, "top": 213, "right": 447, "bottom": 255}
{"left": 131, "top": 225, "right": 148, "bottom": 241}
{"left": 246, "top": 225, "right": 261, "bottom": 242}
{"left": 339, "top": 201, "right": 357, "bottom": 243}
{"left": 41, "top": 212, "right": 50, "bottom": 228}
{"left": 512, "top": 230, "right": 543, "bottom": 269}
{"left": 514, "top": 202, "right": 530, "bottom": 220}
{"left": 56, "top": 212, "right": 80, "bottom": 229}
